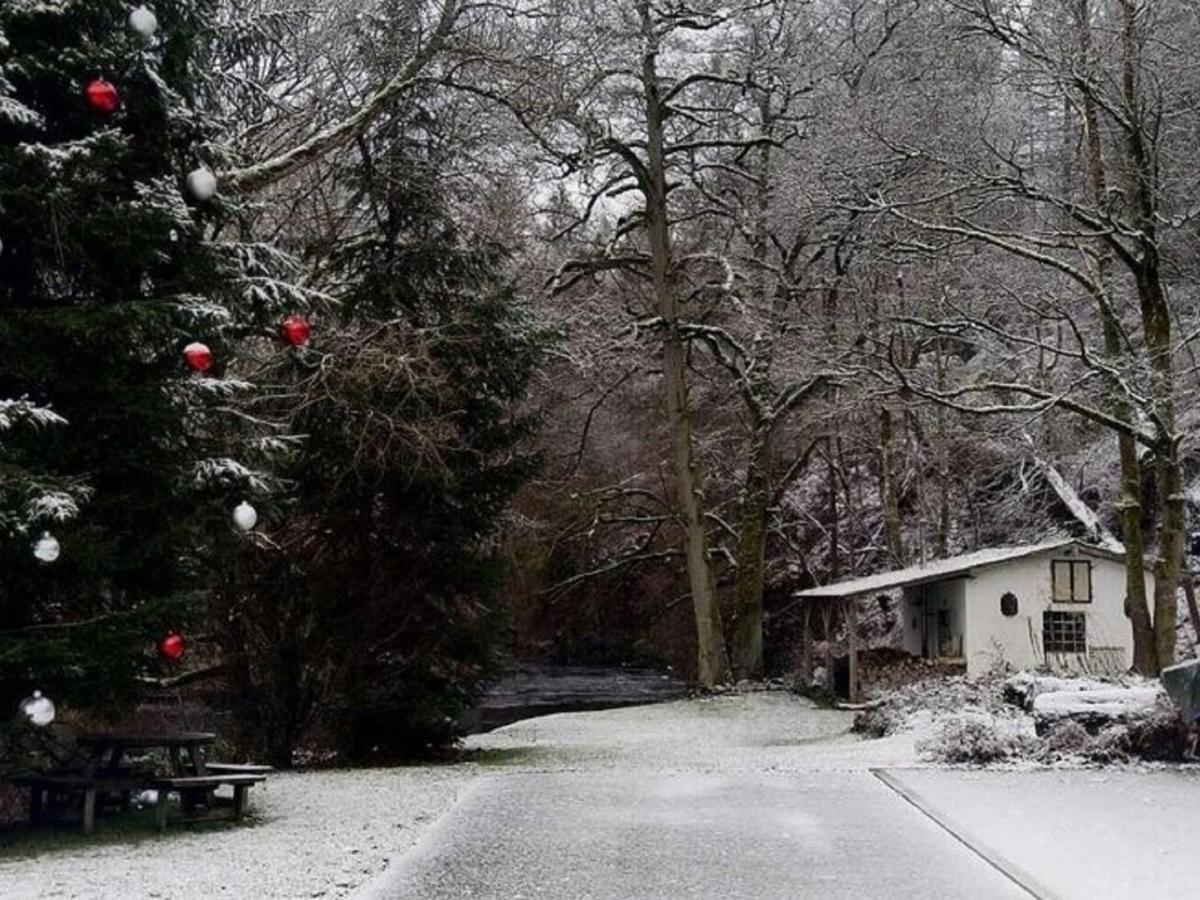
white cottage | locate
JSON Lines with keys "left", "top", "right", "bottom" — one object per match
{"left": 795, "top": 540, "right": 1152, "bottom": 686}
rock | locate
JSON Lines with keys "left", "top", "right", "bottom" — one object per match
{"left": 1160, "top": 659, "right": 1200, "bottom": 723}
{"left": 1126, "top": 699, "right": 1188, "bottom": 761}
{"left": 1033, "top": 686, "right": 1165, "bottom": 735}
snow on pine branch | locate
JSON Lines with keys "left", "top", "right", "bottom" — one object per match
{"left": 191, "top": 457, "right": 272, "bottom": 492}
{"left": 171, "top": 296, "right": 234, "bottom": 326}
{"left": 216, "top": 242, "right": 324, "bottom": 312}
{"left": 0, "top": 95, "right": 42, "bottom": 129}
{"left": 130, "top": 177, "right": 196, "bottom": 232}
{"left": 24, "top": 490, "right": 85, "bottom": 523}
{"left": 0, "top": 398, "right": 67, "bottom": 431}
{"left": 18, "top": 129, "right": 127, "bottom": 175}
{"left": 181, "top": 377, "right": 255, "bottom": 397}
{"left": 246, "top": 434, "right": 306, "bottom": 455}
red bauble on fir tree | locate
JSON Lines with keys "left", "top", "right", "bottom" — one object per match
{"left": 84, "top": 78, "right": 119, "bottom": 113}
{"left": 183, "top": 341, "right": 213, "bottom": 372}
{"left": 159, "top": 632, "right": 185, "bottom": 660}
{"left": 280, "top": 314, "right": 310, "bottom": 346}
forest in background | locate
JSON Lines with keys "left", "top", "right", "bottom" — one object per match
{"left": 4, "top": 0, "right": 1200, "bottom": 767}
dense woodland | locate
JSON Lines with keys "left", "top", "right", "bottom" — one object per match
{"left": 4, "top": 0, "right": 1200, "bottom": 766}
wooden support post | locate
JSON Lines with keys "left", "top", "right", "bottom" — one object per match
{"left": 233, "top": 785, "right": 248, "bottom": 822}
{"left": 82, "top": 787, "right": 96, "bottom": 835}
{"left": 847, "top": 596, "right": 859, "bottom": 703}
{"left": 799, "top": 601, "right": 813, "bottom": 684}
{"left": 156, "top": 791, "right": 170, "bottom": 833}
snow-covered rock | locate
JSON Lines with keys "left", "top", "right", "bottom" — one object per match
{"left": 1033, "top": 686, "right": 1165, "bottom": 734}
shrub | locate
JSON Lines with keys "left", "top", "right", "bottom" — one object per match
{"left": 917, "top": 713, "right": 1035, "bottom": 764}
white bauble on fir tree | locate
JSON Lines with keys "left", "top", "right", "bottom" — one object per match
{"left": 19, "top": 691, "right": 56, "bottom": 727}
{"left": 232, "top": 501, "right": 258, "bottom": 532}
{"left": 32, "top": 532, "right": 60, "bottom": 563}
{"left": 185, "top": 167, "right": 217, "bottom": 202}
{"left": 129, "top": 6, "right": 158, "bottom": 38}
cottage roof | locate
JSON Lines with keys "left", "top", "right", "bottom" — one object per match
{"left": 793, "top": 539, "right": 1124, "bottom": 600}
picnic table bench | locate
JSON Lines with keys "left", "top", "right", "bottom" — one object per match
{"left": 18, "top": 731, "right": 270, "bottom": 834}
{"left": 148, "top": 773, "right": 267, "bottom": 831}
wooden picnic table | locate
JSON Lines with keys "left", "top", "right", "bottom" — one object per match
{"left": 24, "top": 731, "right": 268, "bottom": 834}
{"left": 76, "top": 730, "right": 216, "bottom": 779}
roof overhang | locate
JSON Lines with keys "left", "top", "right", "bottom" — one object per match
{"left": 793, "top": 539, "right": 1130, "bottom": 601}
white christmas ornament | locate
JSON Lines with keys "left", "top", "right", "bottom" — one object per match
{"left": 32, "top": 532, "right": 60, "bottom": 563}
{"left": 185, "top": 167, "right": 217, "bottom": 202}
{"left": 232, "top": 501, "right": 258, "bottom": 532}
{"left": 129, "top": 6, "right": 158, "bottom": 38}
{"left": 19, "top": 690, "right": 56, "bottom": 727}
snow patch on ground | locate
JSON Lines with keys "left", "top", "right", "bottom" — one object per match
{"left": 0, "top": 767, "right": 476, "bottom": 899}
{"left": 1033, "top": 686, "right": 1163, "bottom": 721}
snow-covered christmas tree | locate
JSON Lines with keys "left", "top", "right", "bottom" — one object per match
{"left": 0, "top": 0, "right": 310, "bottom": 727}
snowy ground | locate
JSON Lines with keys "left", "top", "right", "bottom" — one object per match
{"left": 4, "top": 691, "right": 1197, "bottom": 898}
{"left": 0, "top": 766, "right": 477, "bottom": 899}
{"left": 881, "top": 768, "right": 1200, "bottom": 899}
{"left": 0, "top": 694, "right": 903, "bottom": 899}
{"left": 465, "top": 691, "right": 921, "bottom": 773}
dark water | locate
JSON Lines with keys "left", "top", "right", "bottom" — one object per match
{"left": 467, "top": 664, "right": 690, "bottom": 733}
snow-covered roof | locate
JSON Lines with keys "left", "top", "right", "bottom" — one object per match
{"left": 794, "top": 539, "right": 1118, "bottom": 600}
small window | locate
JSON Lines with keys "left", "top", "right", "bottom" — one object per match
{"left": 1051, "top": 559, "right": 1092, "bottom": 603}
{"left": 1000, "top": 592, "right": 1018, "bottom": 616}
{"left": 1043, "top": 611, "right": 1087, "bottom": 654}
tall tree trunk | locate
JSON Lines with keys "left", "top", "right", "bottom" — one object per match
{"left": 935, "top": 353, "right": 951, "bottom": 557}
{"left": 879, "top": 406, "right": 905, "bottom": 566}
{"left": 727, "top": 93, "right": 780, "bottom": 682}
{"left": 826, "top": 436, "right": 841, "bottom": 581}
{"left": 639, "top": 6, "right": 729, "bottom": 685}
{"left": 730, "top": 427, "right": 773, "bottom": 679}
{"left": 1076, "top": 0, "right": 1156, "bottom": 671}
{"left": 799, "top": 602, "right": 813, "bottom": 683}
{"left": 1117, "top": 0, "right": 1181, "bottom": 672}
{"left": 1152, "top": 439, "right": 1184, "bottom": 670}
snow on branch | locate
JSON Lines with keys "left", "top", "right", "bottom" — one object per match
{"left": 221, "top": 0, "right": 460, "bottom": 194}
{"left": 1023, "top": 434, "right": 1121, "bottom": 550}
{"left": 0, "top": 398, "right": 67, "bottom": 431}
{"left": 192, "top": 457, "right": 272, "bottom": 492}
{"left": 24, "top": 490, "right": 85, "bottom": 523}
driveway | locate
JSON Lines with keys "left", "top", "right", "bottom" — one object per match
{"left": 355, "top": 693, "right": 1026, "bottom": 899}
{"left": 356, "top": 769, "right": 1026, "bottom": 899}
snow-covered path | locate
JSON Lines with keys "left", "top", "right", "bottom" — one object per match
{"left": 355, "top": 694, "right": 1027, "bottom": 899}
{"left": 355, "top": 769, "right": 1026, "bottom": 899}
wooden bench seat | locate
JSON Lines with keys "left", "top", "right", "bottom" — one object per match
{"left": 148, "top": 773, "right": 267, "bottom": 831}
{"left": 203, "top": 762, "right": 274, "bottom": 775}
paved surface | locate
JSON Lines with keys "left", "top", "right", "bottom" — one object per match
{"left": 882, "top": 768, "right": 1200, "bottom": 900}
{"left": 359, "top": 770, "right": 1027, "bottom": 899}
{"left": 357, "top": 694, "right": 1023, "bottom": 899}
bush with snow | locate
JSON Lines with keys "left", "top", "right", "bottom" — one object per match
{"left": 917, "top": 713, "right": 1035, "bottom": 764}
{"left": 863, "top": 670, "right": 1189, "bottom": 765}
{"left": 1044, "top": 719, "right": 1090, "bottom": 754}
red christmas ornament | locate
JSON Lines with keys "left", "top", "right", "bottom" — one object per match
{"left": 280, "top": 314, "right": 310, "bottom": 346}
{"left": 183, "top": 341, "right": 213, "bottom": 372}
{"left": 84, "top": 78, "right": 119, "bottom": 113}
{"left": 159, "top": 632, "right": 185, "bottom": 660}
